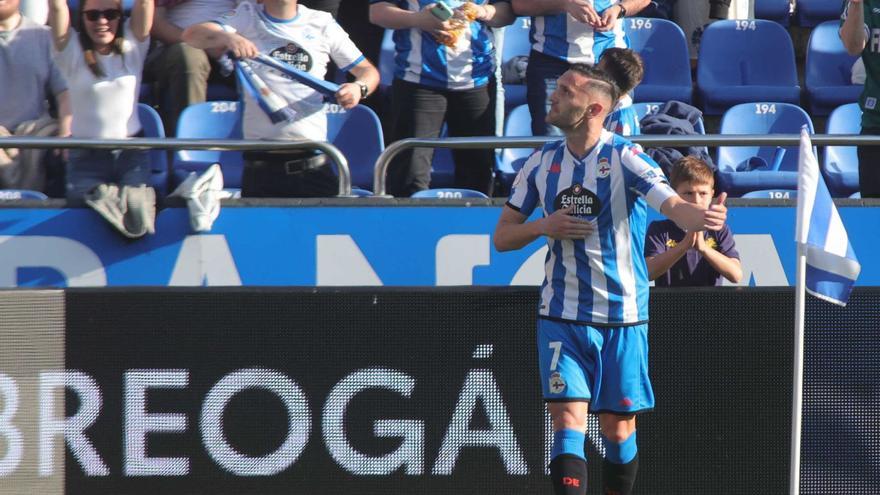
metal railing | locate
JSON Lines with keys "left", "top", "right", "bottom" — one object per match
{"left": 372, "top": 134, "right": 870, "bottom": 196}
{"left": 0, "top": 137, "right": 356, "bottom": 197}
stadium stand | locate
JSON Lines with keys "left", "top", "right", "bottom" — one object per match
{"left": 696, "top": 20, "right": 800, "bottom": 115}
{"left": 716, "top": 102, "right": 815, "bottom": 196}
{"left": 741, "top": 189, "right": 798, "bottom": 199}
{"left": 633, "top": 101, "right": 706, "bottom": 134}
{"left": 501, "top": 17, "right": 531, "bottom": 111}
{"left": 326, "top": 105, "right": 385, "bottom": 191}
{"left": 805, "top": 20, "right": 861, "bottom": 116}
{"left": 754, "top": 0, "right": 791, "bottom": 25}
{"left": 411, "top": 188, "right": 489, "bottom": 199}
{"left": 823, "top": 102, "right": 861, "bottom": 197}
{"left": 498, "top": 103, "right": 533, "bottom": 183}
{"left": 795, "top": 0, "right": 843, "bottom": 27}
{"left": 623, "top": 17, "right": 693, "bottom": 103}
{"left": 173, "top": 101, "right": 244, "bottom": 189}
{"left": 137, "top": 103, "right": 169, "bottom": 196}
{"left": 0, "top": 189, "right": 49, "bottom": 200}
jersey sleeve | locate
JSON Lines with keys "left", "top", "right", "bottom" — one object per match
{"left": 506, "top": 150, "right": 542, "bottom": 216}
{"left": 644, "top": 221, "right": 668, "bottom": 258}
{"left": 325, "top": 20, "right": 366, "bottom": 73}
{"left": 620, "top": 143, "right": 676, "bottom": 212}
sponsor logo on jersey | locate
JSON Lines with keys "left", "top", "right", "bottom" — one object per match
{"left": 554, "top": 183, "right": 602, "bottom": 217}
{"left": 269, "top": 43, "right": 313, "bottom": 72}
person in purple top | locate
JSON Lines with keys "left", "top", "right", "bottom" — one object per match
{"left": 645, "top": 156, "right": 742, "bottom": 286}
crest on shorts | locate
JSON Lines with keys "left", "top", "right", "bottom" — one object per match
{"left": 549, "top": 371, "right": 566, "bottom": 394}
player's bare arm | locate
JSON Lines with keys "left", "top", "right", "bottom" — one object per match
{"left": 494, "top": 205, "right": 594, "bottom": 252}
{"left": 660, "top": 192, "right": 728, "bottom": 232}
{"left": 183, "top": 23, "right": 258, "bottom": 59}
{"left": 840, "top": 0, "right": 866, "bottom": 55}
{"left": 512, "top": 0, "right": 600, "bottom": 25}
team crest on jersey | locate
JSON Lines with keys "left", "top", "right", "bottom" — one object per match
{"left": 553, "top": 183, "right": 602, "bottom": 217}
{"left": 549, "top": 371, "right": 566, "bottom": 394}
{"left": 269, "top": 43, "right": 313, "bottom": 72}
{"left": 597, "top": 158, "right": 611, "bottom": 178}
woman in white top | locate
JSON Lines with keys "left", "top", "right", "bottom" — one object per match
{"left": 48, "top": 0, "right": 153, "bottom": 200}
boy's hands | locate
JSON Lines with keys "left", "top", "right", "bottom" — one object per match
{"left": 540, "top": 205, "right": 595, "bottom": 240}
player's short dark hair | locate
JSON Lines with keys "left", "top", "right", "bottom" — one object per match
{"left": 669, "top": 156, "right": 715, "bottom": 189}
{"left": 569, "top": 63, "right": 621, "bottom": 107}
{"left": 597, "top": 48, "right": 645, "bottom": 95}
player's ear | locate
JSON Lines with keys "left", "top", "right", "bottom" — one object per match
{"left": 586, "top": 103, "right": 602, "bottom": 118}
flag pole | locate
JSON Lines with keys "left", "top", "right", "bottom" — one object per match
{"left": 789, "top": 242, "right": 807, "bottom": 495}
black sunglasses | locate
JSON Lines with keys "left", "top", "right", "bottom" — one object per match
{"left": 82, "top": 9, "right": 122, "bottom": 21}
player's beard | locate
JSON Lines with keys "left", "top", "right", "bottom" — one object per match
{"left": 546, "top": 104, "right": 587, "bottom": 133}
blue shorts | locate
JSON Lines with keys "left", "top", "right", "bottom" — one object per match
{"left": 537, "top": 318, "right": 654, "bottom": 414}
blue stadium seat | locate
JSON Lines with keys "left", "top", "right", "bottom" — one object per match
{"left": 805, "top": 21, "right": 861, "bottom": 116}
{"left": 754, "top": 0, "right": 791, "bottom": 25}
{"left": 696, "top": 20, "right": 800, "bottom": 115}
{"left": 796, "top": 0, "right": 842, "bottom": 27}
{"left": 499, "top": 104, "right": 534, "bottom": 181}
{"left": 136, "top": 103, "right": 169, "bottom": 196}
{"left": 173, "top": 101, "right": 244, "bottom": 188}
{"left": 623, "top": 17, "right": 693, "bottom": 104}
{"left": 326, "top": 105, "right": 385, "bottom": 191}
{"left": 411, "top": 188, "right": 489, "bottom": 199}
{"left": 632, "top": 101, "right": 705, "bottom": 134}
{"left": 823, "top": 102, "right": 861, "bottom": 197}
{"left": 0, "top": 189, "right": 49, "bottom": 200}
{"left": 716, "top": 102, "right": 814, "bottom": 195}
{"left": 501, "top": 17, "right": 532, "bottom": 111}
{"left": 740, "top": 189, "right": 798, "bottom": 199}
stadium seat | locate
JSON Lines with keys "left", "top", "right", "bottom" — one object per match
{"left": 740, "top": 189, "right": 798, "bottom": 199}
{"left": 823, "top": 102, "right": 861, "bottom": 197}
{"left": 173, "top": 101, "right": 244, "bottom": 189}
{"left": 716, "top": 102, "right": 815, "bottom": 195}
{"left": 754, "top": 0, "right": 791, "bottom": 25}
{"left": 696, "top": 20, "right": 800, "bottom": 115}
{"left": 499, "top": 104, "right": 534, "bottom": 182}
{"left": 0, "top": 189, "right": 49, "bottom": 200}
{"left": 501, "top": 17, "right": 532, "bottom": 110}
{"left": 633, "top": 101, "right": 706, "bottom": 134}
{"left": 410, "top": 188, "right": 489, "bottom": 199}
{"left": 795, "top": 0, "right": 842, "bottom": 27}
{"left": 326, "top": 105, "right": 385, "bottom": 191}
{"left": 805, "top": 21, "right": 861, "bottom": 116}
{"left": 623, "top": 17, "right": 693, "bottom": 104}
{"left": 136, "top": 103, "right": 169, "bottom": 196}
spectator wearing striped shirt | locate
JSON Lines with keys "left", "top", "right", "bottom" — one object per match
{"left": 370, "top": 0, "right": 515, "bottom": 197}
{"left": 494, "top": 64, "right": 727, "bottom": 495}
{"left": 512, "top": 0, "right": 649, "bottom": 137}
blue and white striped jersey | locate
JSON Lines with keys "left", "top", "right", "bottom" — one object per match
{"left": 529, "top": 5, "right": 628, "bottom": 64}
{"left": 371, "top": 0, "right": 504, "bottom": 90}
{"left": 604, "top": 94, "right": 640, "bottom": 136}
{"left": 506, "top": 130, "right": 676, "bottom": 325}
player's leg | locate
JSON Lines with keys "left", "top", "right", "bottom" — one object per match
{"left": 592, "top": 324, "right": 654, "bottom": 495}
{"left": 537, "top": 318, "right": 598, "bottom": 495}
{"left": 598, "top": 413, "right": 638, "bottom": 495}
{"left": 548, "top": 402, "right": 589, "bottom": 495}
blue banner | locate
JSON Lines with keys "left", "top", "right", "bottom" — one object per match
{"left": 0, "top": 205, "right": 877, "bottom": 287}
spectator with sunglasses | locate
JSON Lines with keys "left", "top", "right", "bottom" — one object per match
{"left": 47, "top": 0, "right": 154, "bottom": 200}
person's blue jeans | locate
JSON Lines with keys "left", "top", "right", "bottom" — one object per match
{"left": 66, "top": 148, "right": 151, "bottom": 200}
{"left": 525, "top": 49, "right": 571, "bottom": 137}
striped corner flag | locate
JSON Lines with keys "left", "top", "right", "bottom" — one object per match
{"left": 796, "top": 127, "right": 861, "bottom": 306}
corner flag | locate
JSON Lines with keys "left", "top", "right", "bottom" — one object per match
{"left": 795, "top": 127, "right": 861, "bottom": 306}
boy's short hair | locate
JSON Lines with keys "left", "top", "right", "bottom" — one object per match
{"left": 669, "top": 156, "right": 715, "bottom": 189}
{"left": 596, "top": 48, "right": 644, "bottom": 95}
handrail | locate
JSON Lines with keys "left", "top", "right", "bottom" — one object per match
{"left": 372, "top": 134, "right": 870, "bottom": 196}
{"left": 0, "top": 137, "right": 355, "bottom": 197}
